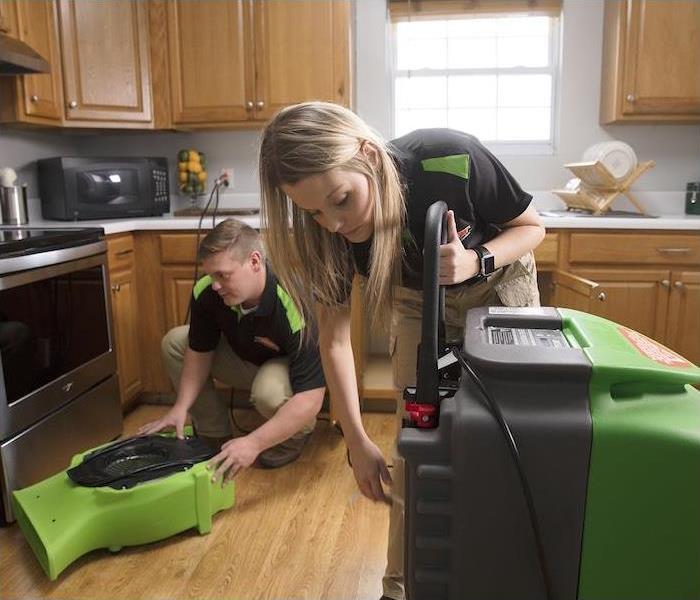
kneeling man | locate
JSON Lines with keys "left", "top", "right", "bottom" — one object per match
{"left": 140, "top": 219, "right": 325, "bottom": 482}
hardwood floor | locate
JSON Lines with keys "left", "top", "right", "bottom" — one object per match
{"left": 0, "top": 405, "right": 397, "bottom": 600}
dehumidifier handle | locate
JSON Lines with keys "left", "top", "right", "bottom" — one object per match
{"left": 415, "top": 200, "right": 448, "bottom": 408}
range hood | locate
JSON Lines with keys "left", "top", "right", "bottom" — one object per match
{"left": 0, "top": 33, "right": 50, "bottom": 75}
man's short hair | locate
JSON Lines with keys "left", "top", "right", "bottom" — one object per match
{"left": 197, "top": 219, "right": 264, "bottom": 263}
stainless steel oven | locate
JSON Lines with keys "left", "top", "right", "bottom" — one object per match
{"left": 0, "top": 228, "right": 123, "bottom": 522}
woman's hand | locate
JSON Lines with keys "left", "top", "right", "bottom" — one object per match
{"left": 439, "top": 210, "right": 479, "bottom": 285}
{"left": 137, "top": 404, "right": 188, "bottom": 439}
{"left": 348, "top": 437, "right": 393, "bottom": 503}
{"left": 208, "top": 436, "right": 261, "bottom": 484}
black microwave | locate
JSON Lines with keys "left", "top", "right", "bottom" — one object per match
{"left": 38, "top": 157, "right": 170, "bottom": 221}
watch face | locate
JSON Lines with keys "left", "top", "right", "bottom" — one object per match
{"left": 483, "top": 254, "right": 496, "bottom": 275}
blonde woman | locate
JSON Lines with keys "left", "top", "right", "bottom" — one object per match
{"left": 259, "top": 102, "right": 545, "bottom": 600}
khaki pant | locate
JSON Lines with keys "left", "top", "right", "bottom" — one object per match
{"left": 382, "top": 252, "right": 540, "bottom": 600}
{"left": 161, "top": 326, "right": 315, "bottom": 438}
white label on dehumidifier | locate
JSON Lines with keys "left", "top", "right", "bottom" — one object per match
{"left": 488, "top": 327, "right": 570, "bottom": 348}
{"left": 488, "top": 307, "right": 548, "bottom": 315}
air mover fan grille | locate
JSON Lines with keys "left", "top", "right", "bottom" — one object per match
{"left": 67, "top": 435, "right": 216, "bottom": 489}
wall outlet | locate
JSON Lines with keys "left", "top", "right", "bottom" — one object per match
{"left": 220, "top": 168, "right": 235, "bottom": 188}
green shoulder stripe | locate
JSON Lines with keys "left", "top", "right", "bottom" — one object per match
{"left": 276, "top": 285, "right": 304, "bottom": 334}
{"left": 192, "top": 275, "right": 213, "bottom": 300}
{"left": 421, "top": 154, "right": 470, "bottom": 180}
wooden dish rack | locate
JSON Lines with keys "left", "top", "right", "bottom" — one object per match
{"left": 552, "top": 160, "right": 654, "bottom": 215}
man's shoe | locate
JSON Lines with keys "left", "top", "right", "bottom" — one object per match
{"left": 258, "top": 432, "right": 311, "bottom": 468}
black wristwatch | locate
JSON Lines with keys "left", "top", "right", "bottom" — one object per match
{"left": 473, "top": 245, "right": 496, "bottom": 278}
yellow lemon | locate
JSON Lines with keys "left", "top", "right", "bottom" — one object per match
{"left": 197, "top": 170, "right": 207, "bottom": 182}
{"left": 188, "top": 161, "right": 201, "bottom": 174}
{"left": 178, "top": 161, "right": 188, "bottom": 171}
{"left": 179, "top": 171, "right": 188, "bottom": 183}
{"left": 188, "top": 150, "right": 199, "bottom": 162}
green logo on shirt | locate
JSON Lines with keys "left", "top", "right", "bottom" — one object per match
{"left": 421, "top": 154, "right": 470, "bottom": 180}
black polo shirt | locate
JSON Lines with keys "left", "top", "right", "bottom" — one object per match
{"left": 351, "top": 128, "right": 532, "bottom": 290}
{"left": 188, "top": 267, "right": 325, "bottom": 394}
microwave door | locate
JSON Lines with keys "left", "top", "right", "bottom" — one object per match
{"left": 75, "top": 167, "right": 146, "bottom": 217}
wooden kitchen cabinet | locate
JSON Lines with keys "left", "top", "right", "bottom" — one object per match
{"left": 600, "top": 0, "right": 700, "bottom": 123}
{"left": 57, "top": 0, "right": 153, "bottom": 125}
{"left": 162, "top": 0, "right": 351, "bottom": 128}
{"left": 162, "top": 265, "right": 197, "bottom": 332}
{"left": 665, "top": 271, "right": 700, "bottom": 366}
{"left": 1, "top": 0, "right": 153, "bottom": 128}
{"left": 107, "top": 234, "right": 143, "bottom": 407}
{"left": 0, "top": 0, "right": 64, "bottom": 125}
{"left": 0, "top": 0, "right": 18, "bottom": 37}
{"left": 552, "top": 268, "right": 670, "bottom": 340}
{"left": 552, "top": 231, "right": 700, "bottom": 364}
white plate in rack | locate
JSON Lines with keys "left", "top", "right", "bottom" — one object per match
{"left": 583, "top": 141, "right": 638, "bottom": 181}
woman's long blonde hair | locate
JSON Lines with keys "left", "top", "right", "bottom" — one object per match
{"left": 259, "top": 102, "right": 405, "bottom": 329}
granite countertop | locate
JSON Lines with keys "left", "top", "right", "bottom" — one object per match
{"left": 24, "top": 212, "right": 700, "bottom": 235}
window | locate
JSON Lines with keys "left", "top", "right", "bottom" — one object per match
{"left": 393, "top": 14, "right": 559, "bottom": 152}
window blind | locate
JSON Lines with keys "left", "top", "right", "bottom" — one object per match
{"left": 389, "top": 0, "right": 562, "bottom": 21}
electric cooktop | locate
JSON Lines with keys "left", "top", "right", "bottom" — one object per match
{"left": 0, "top": 227, "right": 104, "bottom": 259}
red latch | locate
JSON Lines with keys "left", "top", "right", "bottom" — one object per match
{"left": 405, "top": 402, "right": 438, "bottom": 429}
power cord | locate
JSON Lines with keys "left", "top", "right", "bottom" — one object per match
{"left": 451, "top": 347, "right": 554, "bottom": 600}
{"left": 183, "top": 174, "right": 229, "bottom": 326}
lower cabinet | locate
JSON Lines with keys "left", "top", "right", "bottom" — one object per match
{"left": 665, "top": 271, "right": 700, "bottom": 365}
{"left": 107, "top": 234, "right": 143, "bottom": 407}
{"left": 105, "top": 229, "right": 700, "bottom": 405}
{"left": 552, "top": 232, "right": 700, "bottom": 365}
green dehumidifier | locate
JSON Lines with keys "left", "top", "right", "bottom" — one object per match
{"left": 12, "top": 432, "right": 234, "bottom": 580}
{"left": 399, "top": 201, "right": 700, "bottom": 600}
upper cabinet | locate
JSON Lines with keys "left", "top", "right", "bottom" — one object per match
{"left": 0, "top": 0, "right": 64, "bottom": 125}
{"left": 163, "top": 0, "right": 352, "bottom": 128}
{"left": 252, "top": 1, "right": 351, "bottom": 121}
{"left": 0, "top": 0, "right": 18, "bottom": 37}
{"left": 0, "top": 0, "right": 152, "bottom": 127}
{"left": 166, "top": 0, "right": 252, "bottom": 126}
{"left": 0, "top": 0, "right": 352, "bottom": 130}
{"left": 600, "top": 0, "right": 700, "bottom": 123}
{"left": 57, "top": 0, "right": 152, "bottom": 125}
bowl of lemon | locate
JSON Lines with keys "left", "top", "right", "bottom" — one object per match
{"left": 177, "top": 149, "right": 207, "bottom": 197}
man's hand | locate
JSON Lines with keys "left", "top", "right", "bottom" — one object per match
{"left": 137, "top": 405, "right": 188, "bottom": 439}
{"left": 439, "top": 210, "right": 479, "bottom": 285}
{"left": 208, "top": 436, "right": 262, "bottom": 484}
{"left": 347, "top": 437, "right": 393, "bottom": 504}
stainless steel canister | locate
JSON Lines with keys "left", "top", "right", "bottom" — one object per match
{"left": 0, "top": 185, "right": 28, "bottom": 225}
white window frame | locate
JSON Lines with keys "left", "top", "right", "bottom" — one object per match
{"left": 391, "top": 14, "right": 561, "bottom": 156}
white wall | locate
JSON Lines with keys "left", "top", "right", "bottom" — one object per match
{"left": 1, "top": 0, "right": 698, "bottom": 209}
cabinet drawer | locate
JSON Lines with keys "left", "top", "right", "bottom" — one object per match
{"left": 107, "top": 234, "right": 134, "bottom": 271}
{"left": 570, "top": 234, "right": 700, "bottom": 266}
{"left": 160, "top": 233, "right": 198, "bottom": 264}
{"left": 533, "top": 233, "right": 558, "bottom": 266}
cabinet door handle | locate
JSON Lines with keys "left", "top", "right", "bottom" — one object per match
{"left": 661, "top": 279, "right": 670, "bottom": 288}
{"left": 255, "top": 101, "right": 265, "bottom": 109}
{"left": 674, "top": 281, "right": 685, "bottom": 289}
{"left": 111, "top": 283, "right": 121, "bottom": 292}
{"left": 115, "top": 249, "right": 133, "bottom": 256}
{"left": 68, "top": 100, "right": 77, "bottom": 109}
{"left": 245, "top": 101, "right": 253, "bottom": 111}
{"left": 597, "top": 292, "right": 607, "bottom": 302}
{"left": 657, "top": 247, "right": 691, "bottom": 254}
{"left": 626, "top": 94, "right": 636, "bottom": 102}
{"left": 30, "top": 95, "right": 39, "bottom": 103}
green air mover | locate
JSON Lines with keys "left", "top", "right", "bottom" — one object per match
{"left": 399, "top": 201, "right": 700, "bottom": 600}
{"left": 12, "top": 434, "right": 234, "bottom": 580}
